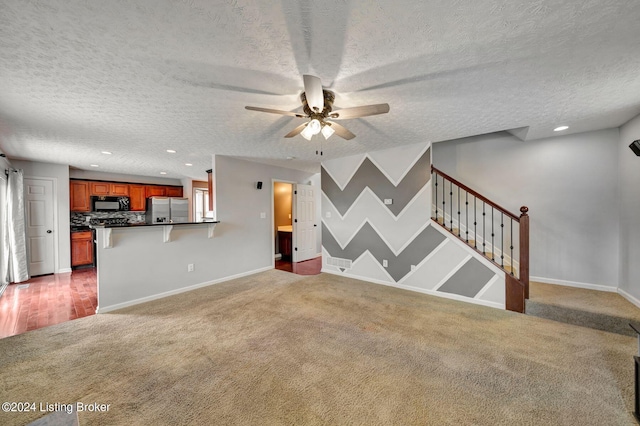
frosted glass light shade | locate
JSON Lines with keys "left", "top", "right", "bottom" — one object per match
{"left": 308, "top": 119, "right": 321, "bottom": 135}
{"left": 301, "top": 124, "right": 313, "bottom": 140}
{"left": 321, "top": 124, "right": 335, "bottom": 139}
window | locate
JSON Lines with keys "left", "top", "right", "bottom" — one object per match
{"left": 194, "top": 188, "right": 211, "bottom": 222}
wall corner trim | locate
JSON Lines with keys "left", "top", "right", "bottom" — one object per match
{"left": 618, "top": 288, "right": 640, "bottom": 310}
{"left": 530, "top": 275, "right": 617, "bottom": 292}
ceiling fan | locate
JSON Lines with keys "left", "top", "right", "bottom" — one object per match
{"left": 245, "top": 75, "right": 390, "bottom": 141}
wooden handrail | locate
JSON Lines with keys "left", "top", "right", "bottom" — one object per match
{"left": 431, "top": 165, "right": 520, "bottom": 221}
{"left": 431, "top": 165, "right": 530, "bottom": 311}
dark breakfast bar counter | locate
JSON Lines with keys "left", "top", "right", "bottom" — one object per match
{"left": 91, "top": 221, "right": 220, "bottom": 229}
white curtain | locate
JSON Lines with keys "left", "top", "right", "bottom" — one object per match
{"left": 3, "top": 169, "right": 29, "bottom": 283}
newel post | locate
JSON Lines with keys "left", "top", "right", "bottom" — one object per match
{"left": 519, "top": 206, "right": 530, "bottom": 299}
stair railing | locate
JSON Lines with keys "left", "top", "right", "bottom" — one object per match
{"left": 431, "top": 165, "right": 529, "bottom": 312}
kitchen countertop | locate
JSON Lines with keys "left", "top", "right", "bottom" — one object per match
{"left": 91, "top": 221, "right": 220, "bottom": 229}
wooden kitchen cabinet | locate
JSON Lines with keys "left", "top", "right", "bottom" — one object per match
{"left": 129, "top": 184, "right": 146, "bottom": 211}
{"left": 71, "top": 231, "right": 94, "bottom": 267}
{"left": 90, "top": 181, "right": 129, "bottom": 196}
{"left": 166, "top": 186, "right": 183, "bottom": 197}
{"left": 145, "top": 186, "right": 166, "bottom": 198}
{"left": 70, "top": 181, "right": 91, "bottom": 212}
{"left": 90, "top": 182, "right": 110, "bottom": 196}
{"left": 109, "top": 183, "right": 129, "bottom": 196}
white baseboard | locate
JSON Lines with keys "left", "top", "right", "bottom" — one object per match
{"left": 321, "top": 268, "right": 504, "bottom": 310}
{"left": 57, "top": 268, "right": 72, "bottom": 274}
{"left": 617, "top": 288, "right": 640, "bottom": 310}
{"left": 530, "top": 275, "right": 617, "bottom": 293}
{"left": 96, "top": 266, "right": 273, "bottom": 313}
{"left": 274, "top": 253, "right": 282, "bottom": 260}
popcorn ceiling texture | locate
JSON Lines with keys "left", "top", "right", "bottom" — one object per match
{"left": 1, "top": 0, "right": 639, "bottom": 178}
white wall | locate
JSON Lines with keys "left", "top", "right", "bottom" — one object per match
{"left": 432, "top": 129, "right": 620, "bottom": 288}
{"left": 308, "top": 172, "right": 322, "bottom": 255}
{"left": 11, "top": 160, "right": 71, "bottom": 273}
{"left": 96, "top": 156, "right": 317, "bottom": 311}
{"left": 69, "top": 169, "right": 182, "bottom": 186}
{"left": 216, "top": 156, "right": 316, "bottom": 272}
{"left": 618, "top": 114, "right": 640, "bottom": 300}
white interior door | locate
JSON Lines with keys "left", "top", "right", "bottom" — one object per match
{"left": 293, "top": 184, "right": 316, "bottom": 262}
{"left": 24, "top": 178, "right": 55, "bottom": 276}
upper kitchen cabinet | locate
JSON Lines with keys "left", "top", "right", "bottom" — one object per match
{"left": 165, "top": 186, "right": 183, "bottom": 197}
{"left": 70, "top": 181, "right": 90, "bottom": 212}
{"left": 90, "top": 182, "right": 129, "bottom": 196}
{"left": 90, "top": 182, "right": 110, "bottom": 196}
{"left": 145, "top": 186, "right": 166, "bottom": 198}
{"left": 110, "top": 183, "right": 129, "bottom": 196}
{"left": 129, "top": 184, "right": 146, "bottom": 211}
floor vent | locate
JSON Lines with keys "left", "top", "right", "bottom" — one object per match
{"left": 327, "top": 256, "right": 352, "bottom": 269}
{"left": 17, "top": 284, "right": 30, "bottom": 290}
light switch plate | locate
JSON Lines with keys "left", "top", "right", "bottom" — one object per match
{"left": 260, "top": 212, "right": 266, "bottom": 219}
{"left": 382, "top": 259, "right": 388, "bottom": 267}
{"left": 325, "top": 212, "right": 331, "bottom": 218}
{"left": 384, "top": 199, "right": 393, "bottom": 205}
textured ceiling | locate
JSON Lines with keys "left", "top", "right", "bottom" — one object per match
{"left": 1, "top": 0, "right": 639, "bottom": 179}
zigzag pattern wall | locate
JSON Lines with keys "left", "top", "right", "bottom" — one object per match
{"left": 321, "top": 142, "right": 505, "bottom": 308}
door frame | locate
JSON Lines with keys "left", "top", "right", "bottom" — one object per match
{"left": 24, "top": 175, "right": 59, "bottom": 275}
{"left": 271, "top": 179, "right": 296, "bottom": 268}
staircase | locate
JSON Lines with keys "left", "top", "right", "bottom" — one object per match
{"left": 431, "top": 166, "right": 529, "bottom": 313}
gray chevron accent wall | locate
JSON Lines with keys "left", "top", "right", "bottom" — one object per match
{"left": 321, "top": 142, "right": 505, "bottom": 308}
{"left": 321, "top": 148, "right": 431, "bottom": 216}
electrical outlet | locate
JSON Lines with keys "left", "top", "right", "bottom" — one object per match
{"left": 411, "top": 265, "right": 416, "bottom": 271}
{"left": 187, "top": 264, "right": 194, "bottom": 272}
{"left": 384, "top": 199, "right": 393, "bottom": 205}
{"left": 325, "top": 212, "right": 331, "bottom": 218}
{"left": 260, "top": 212, "right": 266, "bottom": 219}
{"left": 382, "top": 259, "right": 388, "bottom": 267}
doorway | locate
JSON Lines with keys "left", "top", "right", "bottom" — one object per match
{"left": 24, "top": 178, "right": 56, "bottom": 276}
{"left": 273, "top": 182, "right": 293, "bottom": 267}
{"left": 272, "top": 181, "right": 321, "bottom": 275}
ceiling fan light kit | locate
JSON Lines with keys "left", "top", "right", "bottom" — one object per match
{"left": 245, "top": 75, "right": 390, "bottom": 144}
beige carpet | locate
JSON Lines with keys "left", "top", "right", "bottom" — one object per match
{"left": 527, "top": 281, "right": 640, "bottom": 336}
{"left": 0, "top": 270, "right": 636, "bottom": 425}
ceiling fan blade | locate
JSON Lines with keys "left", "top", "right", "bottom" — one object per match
{"left": 329, "top": 103, "right": 390, "bottom": 120}
{"left": 284, "top": 123, "right": 308, "bottom": 138}
{"left": 327, "top": 122, "right": 355, "bottom": 140}
{"left": 303, "top": 75, "right": 324, "bottom": 112}
{"left": 245, "top": 106, "right": 307, "bottom": 118}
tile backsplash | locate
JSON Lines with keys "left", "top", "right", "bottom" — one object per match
{"left": 71, "top": 212, "right": 146, "bottom": 226}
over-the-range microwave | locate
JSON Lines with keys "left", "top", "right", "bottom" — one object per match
{"left": 90, "top": 196, "right": 130, "bottom": 212}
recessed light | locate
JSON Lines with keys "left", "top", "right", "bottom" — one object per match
{"left": 90, "top": 164, "right": 99, "bottom": 167}
{"left": 185, "top": 163, "right": 193, "bottom": 166}
{"left": 160, "top": 171, "right": 167, "bottom": 175}
{"left": 101, "top": 151, "right": 112, "bottom": 155}
{"left": 166, "top": 149, "right": 176, "bottom": 153}
{"left": 554, "top": 126, "right": 569, "bottom": 132}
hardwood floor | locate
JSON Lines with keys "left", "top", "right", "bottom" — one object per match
{"left": 275, "top": 256, "right": 322, "bottom": 275}
{"left": 0, "top": 257, "right": 317, "bottom": 339}
{"left": 0, "top": 268, "right": 97, "bottom": 339}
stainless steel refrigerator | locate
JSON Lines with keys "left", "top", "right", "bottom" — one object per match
{"left": 146, "top": 197, "right": 189, "bottom": 223}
